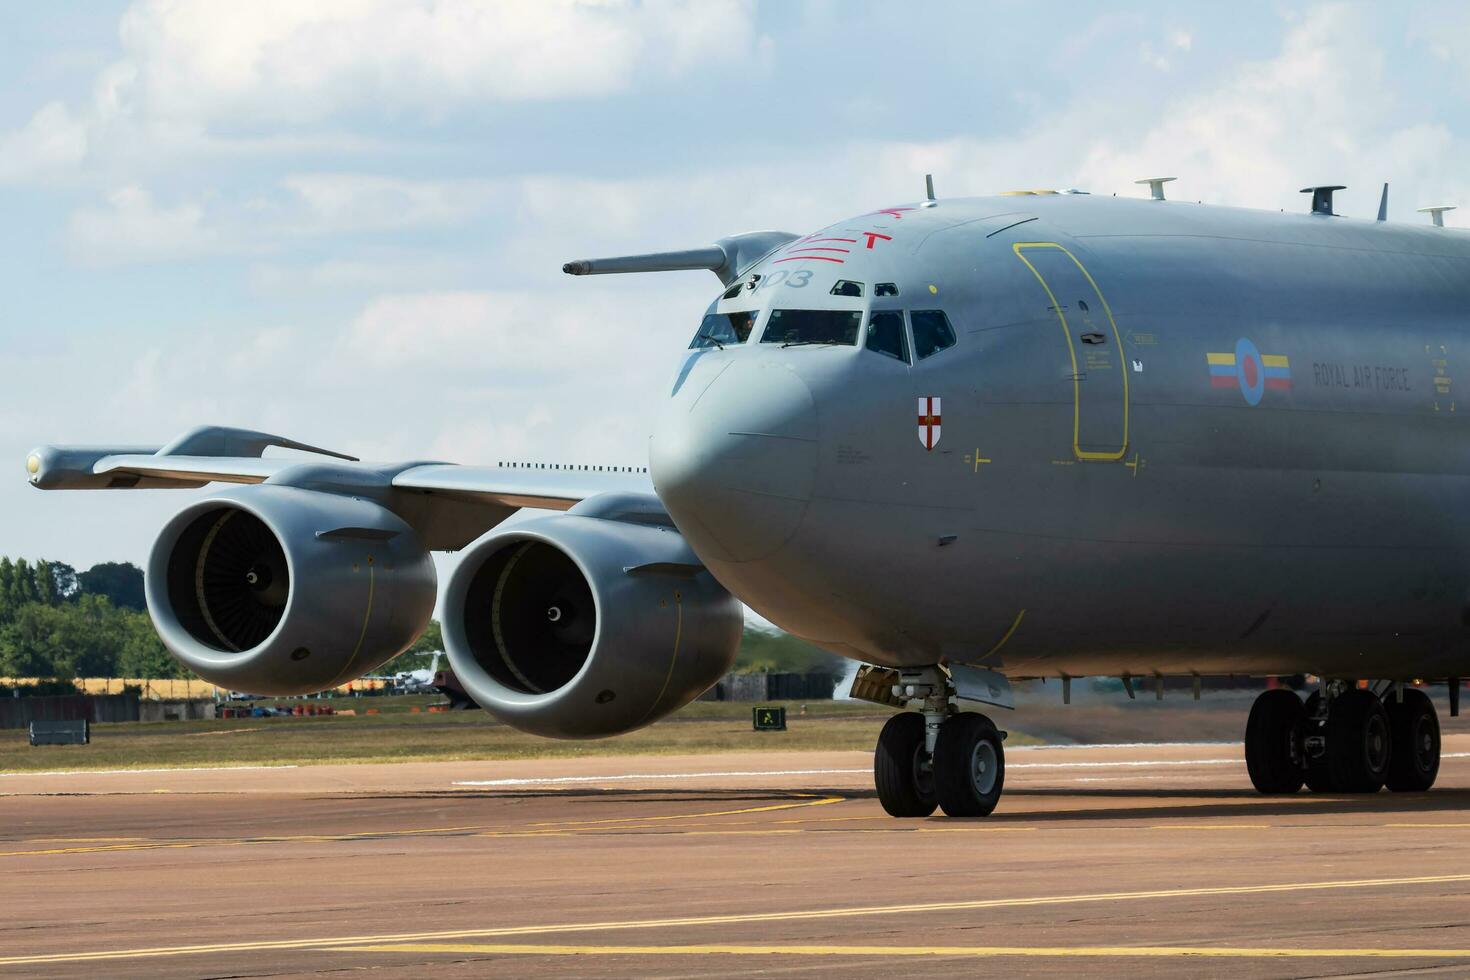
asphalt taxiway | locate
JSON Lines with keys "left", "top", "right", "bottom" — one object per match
{"left": 3, "top": 738, "right": 1470, "bottom": 977}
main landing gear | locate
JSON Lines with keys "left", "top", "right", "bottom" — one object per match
{"left": 1244, "top": 682, "right": 1441, "bottom": 795}
{"left": 873, "top": 668, "right": 1006, "bottom": 817}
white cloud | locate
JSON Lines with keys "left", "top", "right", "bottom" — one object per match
{"left": 844, "top": 5, "right": 1467, "bottom": 222}
{"left": 0, "top": 102, "right": 88, "bottom": 181}
{"left": 339, "top": 289, "right": 648, "bottom": 381}
{"left": 1140, "top": 30, "right": 1192, "bottom": 72}
{"left": 250, "top": 254, "right": 474, "bottom": 293}
{"left": 66, "top": 185, "right": 211, "bottom": 263}
{"left": 0, "top": 0, "right": 765, "bottom": 185}
{"left": 1076, "top": 4, "right": 1468, "bottom": 217}
{"left": 279, "top": 174, "right": 503, "bottom": 233}
{"left": 64, "top": 173, "right": 510, "bottom": 264}
{"left": 112, "top": 0, "right": 691, "bottom": 122}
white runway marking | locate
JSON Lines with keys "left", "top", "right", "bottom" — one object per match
{"left": 1008, "top": 741, "right": 1239, "bottom": 751}
{"left": 453, "top": 751, "right": 1470, "bottom": 788}
{"left": 1010, "top": 758, "right": 1238, "bottom": 769}
{"left": 0, "top": 765, "right": 299, "bottom": 778}
{"left": 454, "top": 769, "right": 871, "bottom": 787}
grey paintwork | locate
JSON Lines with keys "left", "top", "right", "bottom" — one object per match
{"left": 147, "top": 484, "right": 437, "bottom": 694}
{"left": 26, "top": 191, "right": 1470, "bottom": 727}
{"left": 649, "top": 193, "right": 1470, "bottom": 683}
{"left": 441, "top": 494, "right": 742, "bottom": 738}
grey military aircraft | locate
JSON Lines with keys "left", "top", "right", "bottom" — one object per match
{"left": 27, "top": 180, "right": 1468, "bottom": 817}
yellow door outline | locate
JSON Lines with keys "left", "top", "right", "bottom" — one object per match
{"left": 1013, "top": 242, "right": 1130, "bottom": 461}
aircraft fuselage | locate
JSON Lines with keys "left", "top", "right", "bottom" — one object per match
{"left": 650, "top": 193, "right": 1470, "bottom": 682}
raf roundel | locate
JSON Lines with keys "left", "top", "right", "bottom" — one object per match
{"left": 1206, "top": 338, "right": 1292, "bottom": 406}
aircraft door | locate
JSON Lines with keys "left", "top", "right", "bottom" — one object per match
{"left": 1013, "top": 243, "right": 1129, "bottom": 460}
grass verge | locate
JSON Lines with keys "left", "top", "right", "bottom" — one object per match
{"left": 1, "top": 699, "right": 1042, "bottom": 772}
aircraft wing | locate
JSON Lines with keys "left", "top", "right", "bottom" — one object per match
{"left": 28, "top": 425, "right": 656, "bottom": 550}
{"left": 391, "top": 463, "right": 650, "bottom": 511}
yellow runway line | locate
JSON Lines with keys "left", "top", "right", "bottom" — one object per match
{"left": 1146, "top": 824, "right": 1271, "bottom": 830}
{"left": 5, "top": 871, "right": 1470, "bottom": 968}
{"left": 0, "top": 824, "right": 494, "bottom": 858}
{"left": 333, "top": 942, "right": 1470, "bottom": 960}
{"left": 2, "top": 798, "right": 854, "bottom": 857}
{"left": 5, "top": 813, "right": 1459, "bottom": 857}
{"left": 526, "top": 794, "right": 845, "bottom": 828}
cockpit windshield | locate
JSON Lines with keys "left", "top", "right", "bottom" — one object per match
{"left": 689, "top": 311, "right": 759, "bottom": 349}
{"left": 760, "top": 309, "right": 862, "bottom": 347}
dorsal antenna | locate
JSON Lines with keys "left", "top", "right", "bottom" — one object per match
{"left": 1135, "top": 176, "right": 1176, "bottom": 201}
{"left": 1418, "top": 205, "right": 1456, "bottom": 228}
{"left": 1301, "top": 185, "right": 1346, "bottom": 216}
{"left": 1377, "top": 183, "right": 1389, "bottom": 222}
{"left": 922, "top": 173, "right": 937, "bottom": 208}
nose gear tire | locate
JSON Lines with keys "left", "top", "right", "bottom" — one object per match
{"left": 933, "top": 713, "right": 1005, "bottom": 817}
{"left": 874, "top": 712, "right": 938, "bottom": 817}
{"left": 1245, "top": 689, "right": 1306, "bottom": 794}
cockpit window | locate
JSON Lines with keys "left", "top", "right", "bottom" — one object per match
{"left": 761, "top": 309, "right": 862, "bottom": 347}
{"left": 865, "top": 311, "right": 909, "bottom": 363}
{"left": 690, "top": 311, "right": 759, "bottom": 349}
{"left": 911, "top": 309, "right": 957, "bottom": 359}
{"left": 830, "top": 280, "right": 863, "bottom": 298}
{"left": 874, "top": 282, "right": 899, "bottom": 297}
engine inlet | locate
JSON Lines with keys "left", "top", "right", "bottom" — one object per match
{"left": 462, "top": 541, "right": 595, "bottom": 694}
{"left": 166, "top": 507, "right": 289, "bottom": 651}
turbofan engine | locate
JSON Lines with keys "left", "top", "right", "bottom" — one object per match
{"left": 441, "top": 494, "right": 743, "bottom": 738}
{"left": 145, "top": 485, "right": 437, "bottom": 694}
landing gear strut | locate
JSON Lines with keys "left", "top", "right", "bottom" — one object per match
{"left": 871, "top": 666, "right": 1007, "bottom": 818}
{"left": 1245, "top": 682, "right": 1441, "bottom": 795}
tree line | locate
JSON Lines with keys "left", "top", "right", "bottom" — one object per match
{"left": 0, "top": 553, "right": 841, "bottom": 690}
{"left": 0, "top": 555, "right": 446, "bottom": 690}
{"left": 0, "top": 557, "right": 183, "bottom": 687}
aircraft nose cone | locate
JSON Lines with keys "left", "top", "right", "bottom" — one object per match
{"left": 651, "top": 359, "right": 816, "bottom": 564}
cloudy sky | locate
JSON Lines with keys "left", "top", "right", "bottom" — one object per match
{"left": 3, "top": 0, "right": 1468, "bottom": 570}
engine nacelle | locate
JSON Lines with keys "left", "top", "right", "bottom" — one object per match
{"left": 441, "top": 496, "right": 742, "bottom": 738}
{"left": 145, "top": 485, "right": 437, "bottom": 695}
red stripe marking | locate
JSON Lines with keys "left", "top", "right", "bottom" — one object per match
{"left": 801, "top": 237, "right": 857, "bottom": 244}
{"left": 1264, "top": 378, "right": 1292, "bottom": 390}
{"left": 1210, "top": 376, "right": 1237, "bottom": 388}
{"left": 786, "top": 247, "right": 851, "bottom": 253}
{"left": 774, "top": 256, "right": 845, "bottom": 264}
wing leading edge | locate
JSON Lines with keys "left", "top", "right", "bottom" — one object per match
{"left": 28, "top": 424, "right": 656, "bottom": 550}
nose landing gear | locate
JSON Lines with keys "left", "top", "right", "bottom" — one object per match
{"left": 1245, "top": 682, "right": 1441, "bottom": 795}
{"left": 869, "top": 665, "right": 1009, "bottom": 818}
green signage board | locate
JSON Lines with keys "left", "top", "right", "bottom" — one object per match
{"left": 753, "top": 706, "right": 787, "bottom": 731}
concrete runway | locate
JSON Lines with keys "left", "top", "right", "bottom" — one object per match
{"left": 4, "top": 737, "right": 1470, "bottom": 978}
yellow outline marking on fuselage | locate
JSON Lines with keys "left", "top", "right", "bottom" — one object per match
{"left": 984, "top": 609, "right": 1027, "bottom": 657}
{"left": 1013, "top": 242, "right": 1129, "bottom": 461}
